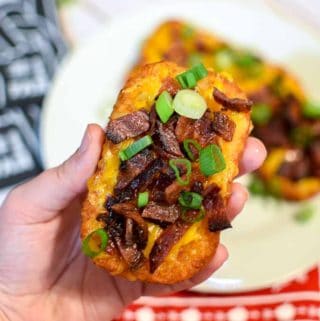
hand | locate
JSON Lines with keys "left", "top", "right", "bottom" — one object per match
{"left": 0, "top": 124, "right": 266, "bottom": 321}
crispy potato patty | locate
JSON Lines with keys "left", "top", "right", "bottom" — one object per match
{"left": 81, "top": 62, "right": 251, "bottom": 283}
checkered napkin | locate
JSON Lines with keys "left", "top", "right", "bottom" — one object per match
{"left": 115, "top": 266, "right": 320, "bottom": 321}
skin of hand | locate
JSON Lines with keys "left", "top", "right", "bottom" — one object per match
{"left": 0, "top": 124, "right": 266, "bottom": 321}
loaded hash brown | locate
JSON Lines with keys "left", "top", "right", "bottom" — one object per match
{"left": 81, "top": 61, "right": 252, "bottom": 283}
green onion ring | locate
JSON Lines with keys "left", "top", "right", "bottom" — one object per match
{"left": 183, "top": 139, "right": 201, "bottom": 161}
{"left": 82, "top": 228, "right": 109, "bottom": 258}
{"left": 169, "top": 158, "right": 192, "bottom": 186}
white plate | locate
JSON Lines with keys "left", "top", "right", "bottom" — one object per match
{"left": 41, "top": 0, "right": 320, "bottom": 293}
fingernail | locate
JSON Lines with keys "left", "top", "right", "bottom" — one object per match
{"left": 79, "top": 126, "right": 90, "bottom": 154}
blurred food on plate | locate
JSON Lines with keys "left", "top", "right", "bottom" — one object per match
{"left": 129, "top": 20, "right": 320, "bottom": 201}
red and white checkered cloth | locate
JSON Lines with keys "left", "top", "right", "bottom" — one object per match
{"left": 115, "top": 266, "right": 320, "bottom": 321}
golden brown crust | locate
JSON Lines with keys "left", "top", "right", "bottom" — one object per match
{"left": 81, "top": 61, "right": 251, "bottom": 284}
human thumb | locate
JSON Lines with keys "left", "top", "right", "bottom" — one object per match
{"left": 3, "top": 124, "right": 105, "bottom": 222}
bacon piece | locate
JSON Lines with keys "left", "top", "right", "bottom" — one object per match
{"left": 164, "top": 180, "right": 189, "bottom": 204}
{"left": 203, "top": 184, "right": 231, "bottom": 232}
{"left": 253, "top": 118, "right": 289, "bottom": 148}
{"left": 213, "top": 87, "right": 252, "bottom": 112}
{"left": 175, "top": 113, "right": 217, "bottom": 147}
{"left": 114, "top": 237, "right": 144, "bottom": 270}
{"left": 175, "top": 116, "right": 195, "bottom": 142}
{"left": 142, "top": 202, "right": 180, "bottom": 224}
{"left": 115, "top": 149, "right": 156, "bottom": 190}
{"left": 106, "top": 110, "right": 150, "bottom": 144}
{"left": 149, "top": 173, "right": 174, "bottom": 203}
{"left": 164, "top": 169, "right": 203, "bottom": 204}
{"left": 157, "top": 121, "right": 183, "bottom": 157}
{"left": 149, "top": 221, "right": 190, "bottom": 273}
{"left": 125, "top": 218, "right": 134, "bottom": 246}
{"left": 115, "top": 158, "right": 165, "bottom": 202}
{"left": 194, "top": 112, "right": 218, "bottom": 146}
{"left": 278, "top": 152, "right": 311, "bottom": 181}
{"left": 159, "top": 77, "right": 181, "bottom": 96}
{"left": 249, "top": 86, "right": 281, "bottom": 109}
{"left": 212, "top": 112, "right": 235, "bottom": 141}
{"left": 111, "top": 202, "right": 148, "bottom": 249}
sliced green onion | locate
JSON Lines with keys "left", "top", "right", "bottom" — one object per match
{"left": 169, "top": 158, "right": 192, "bottom": 186}
{"left": 248, "top": 175, "right": 268, "bottom": 196}
{"left": 82, "top": 228, "right": 109, "bottom": 258}
{"left": 178, "top": 191, "right": 203, "bottom": 209}
{"left": 119, "top": 135, "right": 153, "bottom": 161}
{"left": 137, "top": 191, "right": 149, "bottom": 208}
{"left": 251, "top": 103, "right": 272, "bottom": 125}
{"left": 176, "top": 63, "right": 208, "bottom": 88}
{"left": 199, "top": 144, "right": 226, "bottom": 176}
{"left": 183, "top": 139, "right": 201, "bottom": 161}
{"left": 176, "top": 71, "right": 197, "bottom": 89}
{"left": 173, "top": 89, "right": 207, "bottom": 119}
{"left": 302, "top": 101, "right": 320, "bottom": 119}
{"left": 294, "top": 205, "right": 315, "bottom": 223}
{"left": 156, "top": 91, "right": 174, "bottom": 123}
{"left": 188, "top": 53, "right": 202, "bottom": 67}
{"left": 181, "top": 207, "right": 205, "bottom": 223}
{"left": 214, "top": 48, "right": 235, "bottom": 70}
{"left": 234, "top": 51, "right": 263, "bottom": 77}
{"left": 235, "top": 51, "right": 261, "bottom": 68}
{"left": 192, "top": 63, "right": 208, "bottom": 80}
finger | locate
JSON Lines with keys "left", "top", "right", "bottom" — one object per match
{"left": 227, "top": 182, "right": 249, "bottom": 222}
{"left": 7, "top": 124, "right": 105, "bottom": 217}
{"left": 142, "top": 244, "right": 228, "bottom": 296}
{"left": 238, "top": 137, "right": 266, "bottom": 176}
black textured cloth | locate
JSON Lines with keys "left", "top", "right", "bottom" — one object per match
{"left": 0, "top": 0, "right": 66, "bottom": 187}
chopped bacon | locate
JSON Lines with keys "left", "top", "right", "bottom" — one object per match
{"left": 115, "top": 149, "right": 156, "bottom": 190}
{"left": 164, "top": 180, "right": 188, "bottom": 204}
{"left": 175, "top": 116, "right": 195, "bottom": 142}
{"left": 278, "top": 158, "right": 311, "bottom": 181}
{"left": 249, "top": 86, "right": 281, "bottom": 109}
{"left": 253, "top": 118, "right": 289, "bottom": 148}
{"left": 212, "top": 112, "right": 235, "bottom": 141}
{"left": 115, "top": 237, "right": 144, "bottom": 270}
{"left": 194, "top": 112, "right": 218, "bottom": 146}
{"left": 203, "top": 184, "right": 231, "bottom": 232}
{"left": 149, "top": 221, "right": 190, "bottom": 273}
{"left": 125, "top": 218, "right": 134, "bottom": 246}
{"left": 111, "top": 202, "right": 148, "bottom": 249}
{"left": 157, "top": 121, "right": 183, "bottom": 157}
{"left": 115, "top": 158, "right": 165, "bottom": 202}
{"left": 164, "top": 169, "right": 203, "bottom": 204}
{"left": 213, "top": 87, "right": 252, "bottom": 112}
{"left": 106, "top": 110, "right": 150, "bottom": 144}
{"left": 142, "top": 202, "right": 180, "bottom": 224}
{"left": 175, "top": 112, "right": 217, "bottom": 147}
{"left": 159, "top": 77, "right": 181, "bottom": 96}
